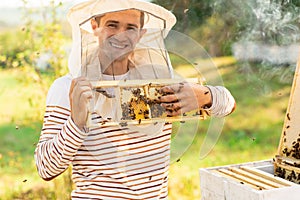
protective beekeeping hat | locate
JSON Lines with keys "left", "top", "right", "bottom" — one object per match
{"left": 67, "top": 0, "right": 177, "bottom": 79}
{"left": 66, "top": 0, "right": 177, "bottom": 135}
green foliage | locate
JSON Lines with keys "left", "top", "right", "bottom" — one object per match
{"left": 190, "top": 14, "right": 236, "bottom": 56}
{"left": 150, "top": 0, "right": 238, "bottom": 56}
{"left": 0, "top": 1, "right": 71, "bottom": 139}
{"left": 1, "top": 0, "right": 70, "bottom": 88}
{"left": 152, "top": 0, "right": 300, "bottom": 56}
{"left": 151, "top": 0, "right": 213, "bottom": 33}
{"left": 212, "top": 0, "right": 300, "bottom": 45}
{"left": 0, "top": 29, "right": 30, "bottom": 69}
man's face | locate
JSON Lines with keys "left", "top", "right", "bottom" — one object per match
{"left": 93, "top": 10, "right": 145, "bottom": 61}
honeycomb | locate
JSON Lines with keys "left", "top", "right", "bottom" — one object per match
{"left": 90, "top": 78, "right": 208, "bottom": 127}
{"left": 120, "top": 85, "right": 167, "bottom": 122}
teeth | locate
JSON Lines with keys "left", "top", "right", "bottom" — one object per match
{"left": 111, "top": 42, "right": 126, "bottom": 49}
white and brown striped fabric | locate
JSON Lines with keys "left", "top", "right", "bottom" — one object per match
{"left": 35, "top": 74, "right": 235, "bottom": 199}
{"left": 35, "top": 75, "right": 172, "bottom": 199}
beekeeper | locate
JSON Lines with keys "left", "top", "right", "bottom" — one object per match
{"left": 35, "top": 0, "right": 235, "bottom": 199}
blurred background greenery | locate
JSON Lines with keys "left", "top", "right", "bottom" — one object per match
{"left": 1, "top": 0, "right": 300, "bottom": 199}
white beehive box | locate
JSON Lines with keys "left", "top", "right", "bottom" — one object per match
{"left": 199, "top": 58, "right": 300, "bottom": 199}
{"left": 200, "top": 160, "right": 300, "bottom": 200}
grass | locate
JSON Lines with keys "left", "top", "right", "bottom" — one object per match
{"left": 0, "top": 69, "right": 72, "bottom": 199}
{"left": 0, "top": 57, "right": 294, "bottom": 199}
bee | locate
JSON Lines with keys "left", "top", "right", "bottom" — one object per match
{"left": 119, "top": 122, "right": 128, "bottom": 127}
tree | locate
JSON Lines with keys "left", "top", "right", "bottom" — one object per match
{"left": 152, "top": 0, "right": 300, "bottom": 56}
{"left": 151, "top": 0, "right": 213, "bottom": 33}
{"left": 212, "top": 0, "right": 300, "bottom": 45}
{"left": 16, "top": 0, "right": 69, "bottom": 82}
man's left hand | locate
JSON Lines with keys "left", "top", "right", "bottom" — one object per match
{"left": 159, "top": 83, "right": 212, "bottom": 116}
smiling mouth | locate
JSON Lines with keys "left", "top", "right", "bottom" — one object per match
{"left": 110, "top": 42, "right": 128, "bottom": 49}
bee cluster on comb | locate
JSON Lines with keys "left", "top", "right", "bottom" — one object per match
{"left": 118, "top": 83, "right": 207, "bottom": 125}
{"left": 90, "top": 78, "right": 207, "bottom": 127}
{"left": 120, "top": 85, "right": 167, "bottom": 123}
{"left": 273, "top": 61, "right": 300, "bottom": 184}
{"left": 274, "top": 122, "right": 300, "bottom": 183}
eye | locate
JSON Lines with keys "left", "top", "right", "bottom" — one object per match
{"left": 127, "top": 26, "right": 138, "bottom": 32}
{"left": 126, "top": 23, "right": 139, "bottom": 30}
{"left": 107, "top": 23, "right": 118, "bottom": 29}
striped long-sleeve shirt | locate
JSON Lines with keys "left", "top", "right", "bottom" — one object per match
{"left": 35, "top": 75, "right": 171, "bottom": 199}
{"left": 35, "top": 74, "right": 235, "bottom": 199}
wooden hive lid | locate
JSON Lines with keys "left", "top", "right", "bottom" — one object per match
{"left": 274, "top": 56, "right": 300, "bottom": 183}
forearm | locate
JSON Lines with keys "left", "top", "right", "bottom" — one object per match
{"left": 35, "top": 106, "right": 88, "bottom": 181}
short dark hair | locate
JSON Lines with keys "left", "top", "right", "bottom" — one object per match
{"left": 95, "top": 10, "right": 145, "bottom": 28}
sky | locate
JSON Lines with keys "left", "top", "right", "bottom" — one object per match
{"left": 0, "top": 0, "right": 88, "bottom": 26}
{"left": 0, "top": 0, "right": 85, "bottom": 7}
{"left": 0, "top": 0, "right": 150, "bottom": 7}
{"left": 0, "top": 0, "right": 151, "bottom": 27}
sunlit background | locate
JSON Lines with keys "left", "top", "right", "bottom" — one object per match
{"left": 0, "top": 0, "right": 299, "bottom": 199}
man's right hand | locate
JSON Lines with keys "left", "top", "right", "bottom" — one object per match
{"left": 69, "top": 77, "right": 93, "bottom": 131}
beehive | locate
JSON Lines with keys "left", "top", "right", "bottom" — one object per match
{"left": 199, "top": 60, "right": 300, "bottom": 199}
{"left": 89, "top": 78, "right": 207, "bottom": 127}
{"left": 200, "top": 160, "right": 300, "bottom": 200}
